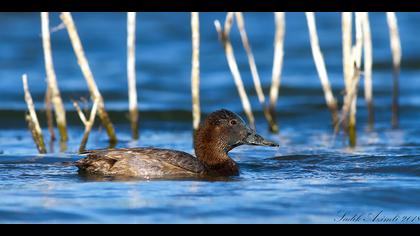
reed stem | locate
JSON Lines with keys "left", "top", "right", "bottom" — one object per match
{"left": 341, "top": 12, "right": 353, "bottom": 132}
{"left": 361, "top": 12, "right": 374, "bottom": 129}
{"left": 268, "top": 12, "right": 285, "bottom": 132}
{"left": 22, "top": 74, "right": 47, "bottom": 154}
{"left": 41, "top": 12, "right": 68, "bottom": 142}
{"left": 191, "top": 12, "right": 201, "bottom": 132}
{"left": 60, "top": 12, "right": 117, "bottom": 144}
{"left": 127, "top": 12, "right": 139, "bottom": 140}
{"left": 214, "top": 12, "right": 255, "bottom": 129}
{"left": 342, "top": 12, "right": 353, "bottom": 90}
{"left": 73, "top": 99, "right": 99, "bottom": 153}
{"left": 339, "top": 64, "right": 361, "bottom": 147}
{"left": 386, "top": 12, "right": 401, "bottom": 129}
{"left": 235, "top": 12, "right": 278, "bottom": 133}
{"left": 44, "top": 84, "right": 55, "bottom": 141}
{"left": 305, "top": 12, "right": 339, "bottom": 128}
{"left": 348, "top": 12, "right": 364, "bottom": 147}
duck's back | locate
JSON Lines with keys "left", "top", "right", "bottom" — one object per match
{"left": 76, "top": 148, "right": 206, "bottom": 178}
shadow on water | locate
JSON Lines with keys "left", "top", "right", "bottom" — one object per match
{"left": 77, "top": 171, "right": 239, "bottom": 183}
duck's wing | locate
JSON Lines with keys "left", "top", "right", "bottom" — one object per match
{"left": 77, "top": 148, "right": 206, "bottom": 177}
{"left": 76, "top": 149, "right": 121, "bottom": 175}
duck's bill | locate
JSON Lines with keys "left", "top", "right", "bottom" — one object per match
{"left": 245, "top": 132, "right": 279, "bottom": 147}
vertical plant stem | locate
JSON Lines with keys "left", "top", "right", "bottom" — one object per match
{"left": 44, "top": 84, "right": 56, "bottom": 141}
{"left": 268, "top": 12, "right": 285, "bottom": 132}
{"left": 23, "top": 74, "right": 47, "bottom": 154}
{"left": 305, "top": 12, "right": 339, "bottom": 128}
{"left": 191, "top": 12, "right": 201, "bottom": 132}
{"left": 60, "top": 12, "right": 117, "bottom": 144}
{"left": 339, "top": 64, "right": 361, "bottom": 147}
{"left": 214, "top": 12, "right": 255, "bottom": 129}
{"left": 340, "top": 12, "right": 353, "bottom": 134}
{"left": 41, "top": 12, "right": 68, "bottom": 142}
{"left": 348, "top": 12, "right": 363, "bottom": 148}
{"left": 235, "top": 12, "right": 278, "bottom": 133}
{"left": 342, "top": 12, "right": 353, "bottom": 90}
{"left": 361, "top": 12, "right": 374, "bottom": 128}
{"left": 386, "top": 12, "right": 401, "bottom": 129}
{"left": 127, "top": 12, "right": 139, "bottom": 140}
{"left": 73, "top": 99, "right": 99, "bottom": 153}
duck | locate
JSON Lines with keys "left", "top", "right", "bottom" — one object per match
{"left": 76, "top": 109, "right": 278, "bottom": 179}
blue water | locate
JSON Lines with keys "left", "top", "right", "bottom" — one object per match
{"left": 1, "top": 12, "right": 420, "bottom": 223}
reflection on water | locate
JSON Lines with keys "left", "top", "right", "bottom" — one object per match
{"left": 0, "top": 12, "right": 420, "bottom": 223}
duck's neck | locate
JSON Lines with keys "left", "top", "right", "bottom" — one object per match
{"left": 194, "top": 133, "right": 239, "bottom": 176}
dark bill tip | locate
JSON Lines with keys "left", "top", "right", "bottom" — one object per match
{"left": 245, "top": 133, "right": 279, "bottom": 147}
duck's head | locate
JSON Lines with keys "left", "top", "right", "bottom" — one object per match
{"left": 194, "top": 109, "right": 278, "bottom": 153}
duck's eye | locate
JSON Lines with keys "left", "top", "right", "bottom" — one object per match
{"left": 229, "top": 119, "right": 238, "bottom": 126}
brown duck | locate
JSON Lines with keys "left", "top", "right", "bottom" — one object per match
{"left": 76, "top": 109, "right": 278, "bottom": 179}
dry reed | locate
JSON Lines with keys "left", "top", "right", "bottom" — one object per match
{"left": 361, "top": 12, "right": 374, "bottom": 128}
{"left": 235, "top": 12, "right": 278, "bottom": 133}
{"left": 342, "top": 12, "right": 353, "bottom": 90}
{"left": 127, "top": 12, "right": 139, "bottom": 140}
{"left": 41, "top": 12, "right": 68, "bottom": 142}
{"left": 73, "top": 99, "right": 99, "bottom": 153}
{"left": 214, "top": 12, "right": 255, "bottom": 129}
{"left": 305, "top": 12, "right": 339, "bottom": 127}
{"left": 335, "top": 12, "right": 363, "bottom": 147}
{"left": 60, "top": 12, "right": 117, "bottom": 144}
{"left": 340, "top": 12, "right": 353, "bottom": 133}
{"left": 23, "top": 74, "right": 47, "bottom": 154}
{"left": 191, "top": 12, "right": 201, "bottom": 132}
{"left": 347, "top": 12, "right": 364, "bottom": 147}
{"left": 268, "top": 12, "right": 285, "bottom": 132}
{"left": 44, "top": 84, "right": 55, "bottom": 141}
{"left": 386, "top": 12, "right": 401, "bottom": 129}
